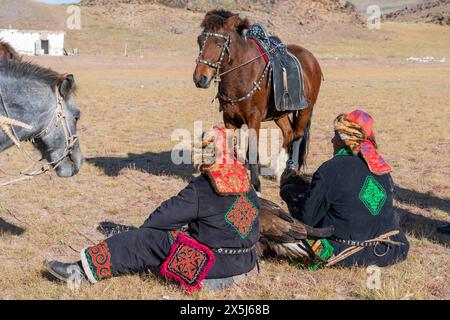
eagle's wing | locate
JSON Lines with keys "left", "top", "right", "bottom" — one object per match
{"left": 258, "top": 198, "right": 334, "bottom": 263}
{"left": 259, "top": 198, "right": 307, "bottom": 242}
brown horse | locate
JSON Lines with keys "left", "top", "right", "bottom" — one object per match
{"left": 193, "top": 10, "right": 323, "bottom": 193}
{"left": 0, "top": 41, "right": 21, "bottom": 61}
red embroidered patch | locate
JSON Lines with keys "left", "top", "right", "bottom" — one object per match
{"left": 161, "top": 235, "right": 215, "bottom": 293}
{"left": 203, "top": 163, "right": 250, "bottom": 196}
{"left": 85, "top": 241, "right": 112, "bottom": 281}
{"left": 225, "top": 195, "right": 258, "bottom": 239}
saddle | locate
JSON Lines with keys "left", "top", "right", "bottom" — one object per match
{"left": 246, "top": 24, "right": 308, "bottom": 112}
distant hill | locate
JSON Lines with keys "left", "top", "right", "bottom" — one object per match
{"left": 346, "top": 0, "right": 429, "bottom": 14}
{"left": 1, "top": 0, "right": 370, "bottom": 56}
{"left": 383, "top": 0, "right": 450, "bottom": 25}
{"left": 76, "top": 0, "right": 364, "bottom": 35}
{"left": 0, "top": 0, "right": 66, "bottom": 30}
{"left": 80, "top": 0, "right": 360, "bottom": 16}
{"left": 79, "top": 0, "right": 287, "bottom": 11}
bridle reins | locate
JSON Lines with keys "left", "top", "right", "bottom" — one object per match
{"left": 0, "top": 87, "right": 78, "bottom": 186}
{"left": 195, "top": 30, "right": 275, "bottom": 105}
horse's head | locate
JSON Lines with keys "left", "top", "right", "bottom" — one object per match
{"left": 193, "top": 10, "right": 249, "bottom": 89}
{"left": 33, "top": 75, "right": 83, "bottom": 177}
{"left": 0, "top": 41, "right": 22, "bottom": 62}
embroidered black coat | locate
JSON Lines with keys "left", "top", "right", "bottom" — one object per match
{"left": 294, "top": 152, "right": 409, "bottom": 267}
{"left": 94, "top": 174, "right": 260, "bottom": 280}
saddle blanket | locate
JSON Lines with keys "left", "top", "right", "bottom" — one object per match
{"left": 246, "top": 23, "right": 308, "bottom": 112}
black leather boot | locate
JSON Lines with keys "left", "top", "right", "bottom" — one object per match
{"left": 44, "top": 260, "right": 88, "bottom": 286}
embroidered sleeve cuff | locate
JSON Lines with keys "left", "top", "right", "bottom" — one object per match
{"left": 80, "top": 241, "right": 113, "bottom": 284}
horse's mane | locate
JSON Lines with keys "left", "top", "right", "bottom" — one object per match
{"left": 0, "top": 40, "right": 22, "bottom": 61}
{"left": 0, "top": 58, "right": 75, "bottom": 96}
{"left": 201, "top": 9, "right": 250, "bottom": 35}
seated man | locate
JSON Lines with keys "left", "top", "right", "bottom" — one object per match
{"left": 45, "top": 126, "right": 260, "bottom": 292}
{"left": 281, "top": 110, "right": 409, "bottom": 268}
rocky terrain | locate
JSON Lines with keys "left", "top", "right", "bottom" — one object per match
{"left": 383, "top": 0, "right": 450, "bottom": 25}
{"left": 76, "top": 0, "right": 365, "bottom": 45}
{"left": 347, "top": 0, "right": 429, "bottom": 15}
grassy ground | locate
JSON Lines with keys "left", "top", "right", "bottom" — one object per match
{"left": 0, "top": 21, "right": 449, "bottom": 300}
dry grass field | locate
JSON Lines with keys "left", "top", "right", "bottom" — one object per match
{"left": 0, "top": 2, "right": 449, "bottom": 300}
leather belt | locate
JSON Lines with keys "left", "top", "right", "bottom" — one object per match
{"left": 211, "top": 245, "right": 256, "bottom": 255}
{"left": 330, "top": 236, "right": 404, "bottom": 248}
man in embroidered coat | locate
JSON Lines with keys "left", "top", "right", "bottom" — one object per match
{"left": 281, "top": 110, "right": 409, "bottom": 267}
{"left": 45, "top": 126, "right": 260, "bottom": 292}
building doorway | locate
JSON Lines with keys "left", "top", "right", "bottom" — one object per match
{"left": 41, "top": 40, "right": 49, "bottom": 55}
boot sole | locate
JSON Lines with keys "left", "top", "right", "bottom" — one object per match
{"left": 43, "top": 260, "right": 71, "bottom": 283}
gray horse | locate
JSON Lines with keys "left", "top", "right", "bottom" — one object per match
{"left": 0, "top": 58, "right": 83, "bottom": 177}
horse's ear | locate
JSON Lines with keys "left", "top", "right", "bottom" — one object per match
{"left": 224, "top": 15, "right": 240, "bottom": 30}
{"left": 224, "top": 14, "right": 249, "bottom": 34}
{"left": 59, "top": 74, "right": 75, "bottom": 98}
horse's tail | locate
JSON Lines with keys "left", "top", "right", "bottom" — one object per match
{"left": 298, "top": 117, "right": 311, "bottom": 170}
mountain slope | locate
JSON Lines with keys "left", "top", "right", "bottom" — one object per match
{"left": 0, "top": 0, "right": 66, "bottom": 30}
{"left": 0, "top": 0, "right": 371, "bottom": 56}
{"left": 383, "top": 0, "right": 450, "bottom": 25}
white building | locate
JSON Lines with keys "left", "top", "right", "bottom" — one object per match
{"left": 0, "top": 29, "right": 65, "bottom": 56}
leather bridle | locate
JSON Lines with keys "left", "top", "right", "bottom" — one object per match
{"left": 195, "top": 30, "right": 275, "bottom": 105}
{"left": 31, "top": 90, "right": 79, "bottom": 170}
{"left": 196, "top": 31, "right": 231, "bottom": 72}
{"left": 0, "top": 87, "right": 78, "bottom": 186}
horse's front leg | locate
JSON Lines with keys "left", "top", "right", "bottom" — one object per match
{"left": 246, "top": 116, "right": 262, "bottom": 195}
{"left": 291, "top": 108, "right": 313, "bottom": 170}
{"left": 274, "top": 115, "right": 294, "bottom": 182}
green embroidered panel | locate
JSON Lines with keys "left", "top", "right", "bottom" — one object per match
{"left": 225, "top": 195, "right": 258, "bottom": 239}
{"left": 359, "top": 176, "right": 387, "bottom": 216}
